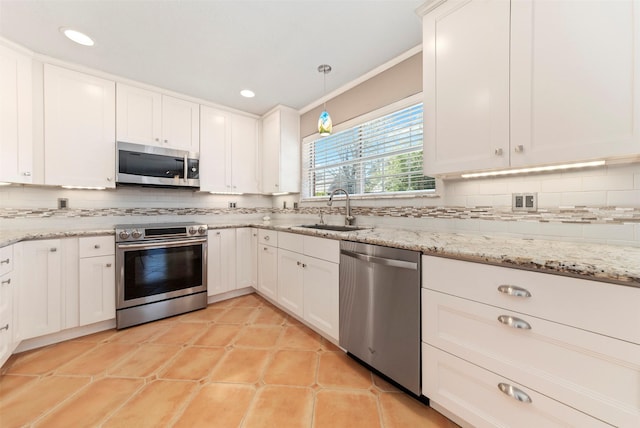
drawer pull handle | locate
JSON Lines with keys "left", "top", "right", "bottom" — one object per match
{"left": 0, "top": 258, "right": 9, "bottom": 264}
{"left": 498, "top": 383, "right": 532, "bottom": 403}
{"left": 1, "top": 279, "right": 10, "bottom": 285}
{"left": 0, "top": 324, "right": 8, "bottom": 332}
{"left": 263, "top": 247, "right": 268, "bottom": 251}
{"left": 498, "top": 315, "right": 531, "bottom": 330}
{"left": 94, "top": 244, "right": 100, "bottom": 249}
{"left": 264, "top": 235, "right": 270, "bottom": 241}
{"left": 497, "top": 285, "right": 531, "bottom": 298}
{"left": 50, "top": 248, "right": 57, "bottom": 252}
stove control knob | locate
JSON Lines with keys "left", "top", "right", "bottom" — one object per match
{"left": 188, "top": 226, "right": 197, "bottom": 235}
{"left": 119, "top": 230, "right": 130, "bottom": 240}
{"left": 131, "top": 229, "right": 142, "bottom": 239}
{"left": 198, "top": 226, "right": 207, "bottom": 235}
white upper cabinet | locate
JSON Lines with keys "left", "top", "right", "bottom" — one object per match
{"left": 0, "top": 44, "right": 33, "bottom": 183}
{"left": 510, "top": 0, "right": 640, "bottom": 166}
{"left": 44, "top": 64, "right": 116, "bottom": 188}
{"left": 200, "top": 106, "right": 259, "bottom": 193}
{"left": 261, "top": 105, "right": 300, "bottom": 194}
{"left": 116, "top": 83, "right": 162, "bottom": 146}
{"left": 421, "top": 0, "right": 640, "bottom": 176}
{"left": 422, "top": 0, "right": 510, "bottom": 175}
{"left": 116, "top": 83, "right": 199, "bottom": 152}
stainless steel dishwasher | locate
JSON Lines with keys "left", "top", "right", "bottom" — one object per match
{"left": 339, "top": 241, "right": 421, "bottom": 396}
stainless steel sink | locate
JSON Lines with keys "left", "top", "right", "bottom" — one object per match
{"left": 299, "top": 224, "right": 368, "bottom": 232}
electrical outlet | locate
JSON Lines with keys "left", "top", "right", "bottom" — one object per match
{"left": 512, "top": 193, "right": 537, "bottom": 212}
{"left": 58, "top": 198, "right": 68, "bottom": 209}
{"left": 228, "top": 202, "right": 236, "bottom": 209}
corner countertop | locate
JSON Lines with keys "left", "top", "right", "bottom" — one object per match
{"left": 1, "top": 222, "right": 638, "bottom": 287}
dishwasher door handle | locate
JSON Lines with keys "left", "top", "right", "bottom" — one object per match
{"left": 341, "top": 249, "right": 418, "bottom": 270}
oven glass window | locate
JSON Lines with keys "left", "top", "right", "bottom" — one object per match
{"left": 123, "top": 244, "right": 203, "bottom": 301}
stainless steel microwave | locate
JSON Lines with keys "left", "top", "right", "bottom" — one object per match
{"left": 116, "top": 141, "right": 200, "bottom": 188}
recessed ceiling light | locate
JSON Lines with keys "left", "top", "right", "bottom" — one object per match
{"left": 240, "top": 89, "right": 255, "bottom": 98}
{"left": 60, "top": 28, "right": 94, "bottom": 46}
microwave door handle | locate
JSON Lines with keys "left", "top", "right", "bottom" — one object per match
{"left": 183, "top": 154, "right": 188, "bottom": 182}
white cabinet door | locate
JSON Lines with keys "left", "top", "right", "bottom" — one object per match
{"left": 422, "top": 0, "right": 510, "bottom": 176}
{"left": 231, "top": 114, "right": 260, "bottom": 193}
{"left": 277, "top": 249, "right": 304, "bottom": 317}
{"left": 303, "top": 257, "right": 339, "bottom": 341}
{"left": 79, "top": 255, "right": 115, "bottom": 325}
{"left": 207, "top": 230, "right": 237, "bottom": 296}
{"left": 0, "top": 270, "right": 14, "bottom": 367}
{"left": 257, "top": 244, "right": 278, "bottom": 301}
{"left": 161, "top": 95, "right": 199, "bottom": 152}
{"left": 18, "top": 240, "right": 63, "bottom": 339}
{"left": 261, "top": 106, "right": 300, "bottom": 194}
{"left": 200, "top": 105, "right": 232, "bottom": 192}
{"left": 116, "top": 83, "right": 162, "bottom": 146}
{"left": 510, "top": 0, "right": 640, "bottom": 165}
{"left": 44, "top": 64, "right": 116, "bottom": 188}
{"left": 236, "top": 228, "right": 257, "bottom": 289}
{"left": 0, "top": 44, "right": 33, "bottom": 184}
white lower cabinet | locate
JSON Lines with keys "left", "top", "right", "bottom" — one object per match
{"left": 276, "top": 232, "right": 339, "bottom": 341}
{"left": 0, "top": 244, "right": 16, "bottom": 367}
{"left": 423, "top": 344, "right": 608, "bottom": 428}
{"left": 421, "top": 255, "right": 640, "bottom": 427}
{"left": 277, "top": 248, "right": 304, "bottom": 317}
{"left": 17, "top": 239, "right": 64, "bottom": 339}
{"left": 207, "top": 229, "right": 237, "bottom": 296}
{"left": 257, "top": 238, "right": 278, "bottom": 301}
{"left": 78, "top": 236, "right": 115, "bottom": 325}
{"left": 236, "top": 228, "right": 258, "bottom": 289}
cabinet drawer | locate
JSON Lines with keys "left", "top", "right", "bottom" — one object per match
{"left": 79, "top": 236, "right": 115, "bottom": 258}
{"left": 422, "top": 343, "right": 611, "bottom": 428}
{"left": 303, "top": 235, "right": 339, "bottom": 263}
{"left": 278, "top": 231, "right": 303, "bottom": 253}
{"left": 422, "top": 289, "right": 639, "bottom": 427}
{"left": 0, "top": 245, "right": 13, "bottom": 276}
{"left": 258, "top": 229, "right": 278, "bottom": 247}
{"left": 422, "top": 255, "right": 640, "bottom": 344}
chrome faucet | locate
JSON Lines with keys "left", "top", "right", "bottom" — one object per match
{"left": 327, "top": 188, "right": 355, "bottom": 225}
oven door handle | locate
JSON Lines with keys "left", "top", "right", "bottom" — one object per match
{"left": 117, "top": 238, "right": 207, "bottom": 250}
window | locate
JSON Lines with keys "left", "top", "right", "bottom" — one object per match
{"left": 302, "top": 102, "right": 435, "bottom": 198}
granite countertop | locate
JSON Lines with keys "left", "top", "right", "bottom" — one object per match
{"left": 1, "top": 222, "right": 638, "bottom": 287}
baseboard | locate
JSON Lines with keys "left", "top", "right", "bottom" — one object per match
{"left": 14, "top": 319, "right": 117, "bottom": 353}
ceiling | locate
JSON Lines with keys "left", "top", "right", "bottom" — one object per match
{"left": 0, "top": 0, "right": 424, "bottom": 116}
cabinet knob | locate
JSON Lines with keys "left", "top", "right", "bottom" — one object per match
{"left": 164, "top": 139, "right": 168, "bottom": 143}
{"left": 302, "top": 263, "right": 307, "bottom": 268}
{"left": 514, "top": 145, "right": 524, "bottom": 153}
{"left": 94, "top": 244, "right": 101, "bottom": 249}
{"left": 216, "top": 232, "right": 221, "bottom": 235}
{"left": 0, "top": 324, "right": 8, "bottom": 332}
{"left": 297, "top": 261, "right": 301, "bottom": 266}
{"left": 155, "top": 138, "right": 160, "bottom": 142}
{"left": 23, "top": 171, "right": 31, "bottom": 176}
{"left": 1, "top": 279, "right": 10, "bottom": 285}
{"left": 494, "top": 148, "right": 503, "bottom": 156}
{"left": 497, "top": 315, "right": 531, "bottom": 330}
{"left": 497, "top": 285, "right": 531, "bottom": 298}
{"left": 264, "top": 235, "right": 270, "bottom": 241}
{"left": 0, "top": 258, "right": 9, "bottom": 264}
{"left": 263, "top": 247, "right": 268, "bottom": 251}
{"left": 50, "top": 248, "right": 57, "bottom": 252}
{"left": 106, "top": 177, "right": 112, "bottom": 182}
{"left": 106, "top": 263, "right": 112, "bottom": 268}
{"left": 498, "top": 383, "right": 532, "bottom": 403}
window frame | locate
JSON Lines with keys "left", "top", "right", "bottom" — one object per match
{"left": 301, "top": 93, "right": 437, "bottom": 201}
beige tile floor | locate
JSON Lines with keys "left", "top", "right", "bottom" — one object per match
{"left": 0, "top": 293, "right": 459, "bottom": 428}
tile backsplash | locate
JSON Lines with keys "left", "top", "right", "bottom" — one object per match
{"left": 1, "top": 162, "right": 639, "bottom": 246}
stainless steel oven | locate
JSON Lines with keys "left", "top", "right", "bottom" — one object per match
{"left": 115, "top": 222, "right": 208, "bottom": 329}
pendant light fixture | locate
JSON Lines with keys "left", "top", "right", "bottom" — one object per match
{"left": 317, "top": 64, "right": 333, "bottom": 136}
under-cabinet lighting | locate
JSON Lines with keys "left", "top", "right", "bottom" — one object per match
{"left": 60, "top": 28, "right": 95, "bottom": 46}
{"left": 61, "top": 185, "right": 106, "bottom": 190}
{"left": 0, "top": 182, "right": 10, "bottom": 186}
{"left": 460, "top": 160, "right": 606, "bottom": 179}
{"left": 209, "top": 192, "right": 243, "bottom": 195}
{"left": 271, "top": 192, "right": 291, "bottom": 196}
